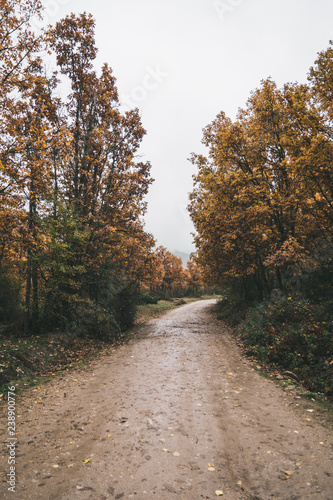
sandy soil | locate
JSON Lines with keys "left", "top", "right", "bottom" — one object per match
{"left": 1, "top": 299, "right": 332, "bottom": 499}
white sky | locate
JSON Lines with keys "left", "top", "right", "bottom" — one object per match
{"left": 36, "top": 0, "right": 333, "bottom": 253}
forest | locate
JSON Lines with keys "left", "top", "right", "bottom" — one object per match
{"left": 189, "top": 43, "right": 333, "bottom": 394}
{"left": 0, "top": 0, "right": 332, "bottom": 396}
{"left": 0, "top": 1, "right": 203, "bottom": 346}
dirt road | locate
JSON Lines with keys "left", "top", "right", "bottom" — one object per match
{"left": 1, "top": 300, "right": 332, "bottom": 499}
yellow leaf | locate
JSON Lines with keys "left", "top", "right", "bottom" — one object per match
{"left": 215, "top": 491, "right": 224, "bottom": 496}
{"left": 83, "top": 459, "right": 91, "bottom": 464}
{"left": 208, "top": 463, "right": 214, "bottom": 467}
{"left": 208, "top": 467, "right": 215, "bottom": 471}
{"left": 173, "top": 451, "right": 180, "bottom": 457}
{"left": 107, "top": 435, "right": 112, "bottom": 438}
{"left": 284, "top": 470, "right": 294, "bottom": 476}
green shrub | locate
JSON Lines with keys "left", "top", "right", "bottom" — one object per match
{"left": 215, "top": 295, "right": 248, "bottom": 325}
{"left": 66, "top": 297, "right": 120, "bottom": 342}
{"left": 0, "top": 270, "right": 23, "bottom": 327}
{"left": 113, "top": 287, "right": 138, "bottom": 331}
{"left": 237, "top": 292, "right": 333, "bottom": 396}
{"left": 140, "top": 293, "right": 159, "bottom": 305}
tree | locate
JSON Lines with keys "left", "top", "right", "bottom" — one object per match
{"left": 43, "top": 13, "right": 154, "bottom": 334}
{"left": 154, "top": 246, "right": 185, "bottom": 295}
{"left": 189, "top": 52, "right": 333, "bottom": 305}
{"left": 184, "top": 260, "right": 204, "bottom": 295}
{"left": 0, "top": 8, "right": 156, "bottom": 337}
{"left": 0, "top": 0, "right": 43, "bottom": 273}
{"left": 0, "top": 0, "right": 42, "bottom": 93}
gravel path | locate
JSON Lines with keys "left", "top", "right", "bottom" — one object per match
{"left": 1, "top": 300, "right": 332, "bottom": 499}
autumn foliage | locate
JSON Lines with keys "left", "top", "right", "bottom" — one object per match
{"left": 0, "top": 3, "right": 160, "bottom": 338}
{"left": 142, "top": 246, "right": 204, "bottom": 298}
{"left": 189, "top": 45, "right": 333, "bottom": 307}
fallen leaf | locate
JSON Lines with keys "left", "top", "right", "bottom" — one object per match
{"left": 306, "top": 418, "right": 312, "bottom": 422}
{"left": 306, "top": 409, "right": 314, "bottom": 413}
{"left": 83, "top": 459, "right": 91, "bottom": 464}
{"left": 107, "top": 435, "right": 112, "bottom": 438}
{"left": 162, "top": 448, "right": 169, "bottom": 452}
{"left": 173, "top": 452, "right": 181, "bottom": 457}
{"left": 208, "top": 467, "right": 215, "bottom": 471}
{"left": 208, "top": 463, "right": 214, "bottom": 467}
{"left": 215, "top": 490, "right": 224, "bottom": 496}
{"left": 237, "top": 481, "right": 242, "bottom": 486}
{"left": 284, "top": 470, "right": 294, "bottom": 477}
{"left": 52, "top": 465, "right": 59, "bottom": 468}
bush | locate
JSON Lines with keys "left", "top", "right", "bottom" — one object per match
{"left": 237, "top": 292, "right": 333, "bottom": 396}
{"left": 66, "top": 297, "right": 120, "bottom": 342}
{"left": 215, "top": 295, "right": 248, "bottom": 325}
{"left": 113, "top": 287, "right": 138, "bottom": 331}
{"left": 0, "top": 270, "right": 23, "bottom": 327}
{"left": 173, "top": 298, "right": 186, "bottom": 306}
{"left": 140, "top": 293, "right": 159, "bottom": 305}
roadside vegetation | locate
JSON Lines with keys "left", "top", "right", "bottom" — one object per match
{"left": 235, "top": 293, "right": 332, "bottom": 397}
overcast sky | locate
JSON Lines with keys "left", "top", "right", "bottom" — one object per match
{"left": 36, "top": 0, "right": 333, "bottom": 254}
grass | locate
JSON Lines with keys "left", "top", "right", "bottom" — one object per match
{"left": 200, "top": 294, "right": 223, "bottom": 301}
{"left": 135, "top": 297, "right": 201, "bottom": 324}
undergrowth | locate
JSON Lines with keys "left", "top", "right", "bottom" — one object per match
{"left": 235, "top": 292, "right": 333, "bottom": 397}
